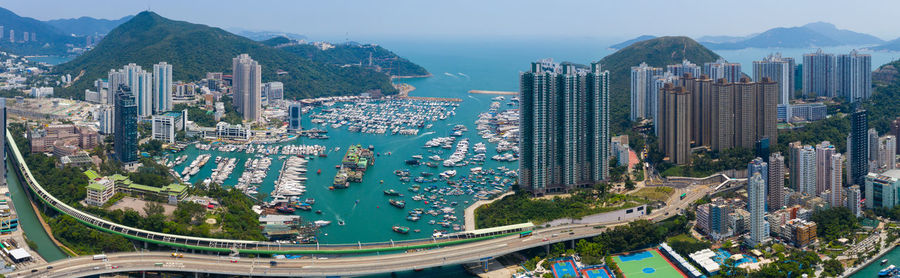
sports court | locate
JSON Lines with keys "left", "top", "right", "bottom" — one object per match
{"left": 581, "top": 266, "right": 613, "bottom": 278}
{"left": 612, "top": 249, "right": 686, "bottom": 278}
{"left": 551, "top": 259, "right": 578, "bottom": 278}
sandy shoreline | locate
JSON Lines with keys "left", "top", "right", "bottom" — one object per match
{"left": 468, "top": 90, "right": 518, "bottom": 95}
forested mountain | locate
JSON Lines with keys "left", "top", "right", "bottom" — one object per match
{"left": 55, "top": 11, "right": 399, "bottom": 100}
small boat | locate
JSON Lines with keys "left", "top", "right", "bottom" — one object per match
{"left": 276, "top": 206, "right": 295, "bottom": 213}
{"left": 426, "top": 162, "right": 437, "bottom": 168}
{"left": 421, "top": 172, "right": 434, "bottom": 177}
{"left": 297, "top": 203, "right": 312, "bottom": 211}
{"left": 405, "top": 159, "right": 420, "bottom": 165}
{"left": 305, "top": 198, "right": 316, "bottom": 204}
{"left": 314, "top": 220, "right": 331, "bottom": 227}
{"left": 338, "top": 220, "right": 345, "bottom": 226}
{"left": 384, "top": 189, "right": 401, "bottom": 196}
{"left": 315, "top": 210, "right": 322, "bottom": 214}
{"left": 392, "top": 226, "right": 410, "bottom": 234}
{"left": 883, "top": 259, "right": 890, "bottom": 265}
{"left": 406, "top": 215, "right": 420, "bottom": 222}
{"left": 389, "top": 199, "right": 406, "bottom": 209}
{"left": 880, "top": 265, "right": 896, "bottom": 277}
{"left": 412, "top": 155, "right": 423, "bottom": 159}
{"left": 335, "top": 165, "right": 341, "bottom": 169}
{"left": 317, "top": 169, "right": 322, "bottom": 175}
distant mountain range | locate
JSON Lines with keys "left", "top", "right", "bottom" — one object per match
{"left": 229, "top": 29, "right": 307, "bottom": 41}
{"left": 609, "top": 35, "right": 656, "bottom": 49}
{"left": 700, "top": 22, "right": 884, "bottom": 49}
{"left": 55, "top": 11, "right": 411, "bottom": 100}
{"left": 0, "top": 6, "right": 81, "bottom": 55}
{"left": 599, "top": 36, "right": 721, "bottom": 132}
{"left": 610, "top": 22, "right": 887, "bottom": 51}
{"left": 45, "top": 15, "right": 134, "bottom": 36}
{"left": 869, "top": 38, "right": 900, "bottom": 51}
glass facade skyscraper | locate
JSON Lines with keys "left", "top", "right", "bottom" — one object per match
{"left": 114, "top": 90, "right": 139, "bottom": 164}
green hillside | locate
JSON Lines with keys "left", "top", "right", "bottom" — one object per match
{"left": 54, "top": 11, "right": 397, "bottom": 100}
{"left": 599, "top": 36, "right": 721, "bottom": 133}
{"left": 262, "top": 37, "right": 429, "bottom": 77}
{"left": 0, "top": 6, "right": 81, "bottom": 55}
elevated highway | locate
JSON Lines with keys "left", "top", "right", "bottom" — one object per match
{"left": 6, "top": 127, "right": 716, "bottom": 277}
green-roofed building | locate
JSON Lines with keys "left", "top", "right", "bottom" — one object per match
{"left": 85, "top": 171, "right": 188, "bottom": 205}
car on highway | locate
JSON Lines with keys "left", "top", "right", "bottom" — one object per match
{"left": 46, "top": 266, "right": 53, "bottom": 269}
{"left": 270, "top": 261, "right": 278, "bottom": 266}
{"left": 171, "top": 253, "right": 184, "bottom": 258}
{"left": 93, "top": 266, "right": 100, "bottom": 270}
{"left": 230, "top": 259, "right": 238, "bottom": 263}
{"left": 542, "top": 238, "right": 548, "bottom": 242}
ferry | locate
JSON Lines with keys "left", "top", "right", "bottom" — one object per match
{"left": 392, "top": 226, "right": 410, "bottom": 234}
{"left": 314, "top": 220, "right": 332, "bottom": 227}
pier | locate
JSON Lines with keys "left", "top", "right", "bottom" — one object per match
{"left": 468, "top": 90, "right": 518, "bottom": 95}
{"left": 396, "top": 95, "right": 463, "bottom": 102}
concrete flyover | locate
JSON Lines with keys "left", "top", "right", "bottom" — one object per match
{"left": 7, "top": 127, "right": 716, "bottom": 277}
{"left": 5, "top": 130, "right": 530, "bottom": 255}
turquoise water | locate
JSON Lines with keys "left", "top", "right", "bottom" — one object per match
{"left": 6, "top": 157, "right": 68, "bottom": 261}
{"left": 851, "top": 246, "right": 900, "bottom": 277}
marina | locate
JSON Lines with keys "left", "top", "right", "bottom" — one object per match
{"left": 165, "top": 64, "right": 520, "bottom": 244}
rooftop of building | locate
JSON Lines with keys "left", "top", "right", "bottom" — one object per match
{"left": 873, "top": 170, "right": 900, "bottom": 180}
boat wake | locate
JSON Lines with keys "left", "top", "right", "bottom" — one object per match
{"left": 467, "top": 95, "right": 482, "bottom": 103}
{"left": 457, "top": 72, "right": 469, "bottom": 78}
{"left": 443, "top": 72, "right": 456, "bottom": 78}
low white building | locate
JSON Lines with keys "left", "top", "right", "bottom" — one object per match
{"left": 85, "top": 178, "right": 115, "bottom": 207}
{"left": 151, "top": 111, "right": 186, "bottom": 144}
{"left": 215, "top": 122, "right": 249, "bottom": 141}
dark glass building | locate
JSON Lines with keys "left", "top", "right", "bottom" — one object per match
{"left": 849, "top": 109, "right": 868, "bottom": 187}
{"left": 114, "top": 89, "right": 139, "bottom": 164}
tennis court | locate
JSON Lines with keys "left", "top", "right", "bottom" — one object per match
{"left": 612, "top": 249, "right": 686, "bottom": 278}
{"left": 581, "top": 266, "right": 613, "bottom": 278}
{"left": 551, "top": 260, "right": 578, "bottom": 278}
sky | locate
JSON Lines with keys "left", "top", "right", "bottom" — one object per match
{"left": 3, "top": 0, "right": 900, "bottom": 41}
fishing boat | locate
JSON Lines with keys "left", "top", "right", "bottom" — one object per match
{"left": 412, "top": 155, "right": 424, "bottom": 159}
{"left": 297, "top": 203, "right": 312, "bottom": 211}
{"left": 392, "top": 226, "right": 410, "bottom": 234}
{"left": 879, "top": 265, "right": 896, "bottom": 277}
{"left": 384, "top": 189, "right": 401, "bottom": 196}
{"left": 276, "top": 206, "right": 295, "bottom": 213}
{"left": 389, "top": 199, "right": 406, "bottom": 208}
{"left": 406, "top": 215, "right": 420, "bottom": 222}
{"left": 420, "top": 172, "right": 434, "bottom": 177}
{"left": 426, "top": 162, "right": 438, "bottom": 168}
{"left": 405, "top": 159, "right": 420, "bottom": 165}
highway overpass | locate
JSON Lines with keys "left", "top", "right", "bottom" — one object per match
{"left": 6, "top": 128, "right": 715, "bottom": 277}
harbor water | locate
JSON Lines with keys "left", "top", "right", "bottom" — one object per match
{"left": 850, "top": 246, "right": 900, "bottom": 277}
{"left": 6, "top": 157, "right": 68, "bottom": 261}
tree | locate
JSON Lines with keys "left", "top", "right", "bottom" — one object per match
{"left": 143, "top": 202, "right": 165, "bottom": 216}
{"left": 822, "top": 259, "right": 844, "bottom": 277}
{"left": 811, "top": 207, "right": 859, "bottom": 241}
